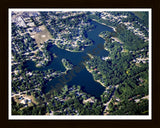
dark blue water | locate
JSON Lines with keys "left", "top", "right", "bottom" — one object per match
{"left": 24, "top": 20, "right": 113, "bottom": 98}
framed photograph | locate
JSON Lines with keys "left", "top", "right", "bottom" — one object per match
{"left": 8, "top": 8, "right": 151, "bottom": 120}
{"left": 1, "top": 0, "right": 160, "bottom": 128}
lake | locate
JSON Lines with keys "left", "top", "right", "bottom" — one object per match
{"left": 24, "top": 20, "right": 114, "bottom": 98}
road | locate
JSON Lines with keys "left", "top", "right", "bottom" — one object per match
{"left": 11, "top": 88, "right": 41, "bottom": 97}
{"left": 103, "top": 85, "right": 119, "bottom": 113}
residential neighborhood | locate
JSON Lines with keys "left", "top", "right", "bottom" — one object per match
{"left": 11, "top": 10, "right": 149, "bottom": 116}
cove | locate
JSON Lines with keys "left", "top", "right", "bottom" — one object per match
{"left": 24, "top": 20, "right": 114, "bottom": 98}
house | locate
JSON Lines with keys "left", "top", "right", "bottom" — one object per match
{"left": 20, "top": 99, "right": 27, "bottom": 104}
{"left": 33, "top": 27, "right": 41, "bottom": 33}
{"left": 115, "top": 98, "right": 120, "bottom": 102}
{"left": 24, "top": 104, "right": 28, "bottom": 107}
{"left": 19, "top": 96, "right": 23, "bottom": 100}
{"left": 135, "top": 99, "right": 140, "bottom": 103}
{"left": 139, "top": 78, "right": 144, "bottom": 83}
{"left": 28, "top": 99, "right": 32, "bottom": 103}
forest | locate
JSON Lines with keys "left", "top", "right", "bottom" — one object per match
{"left": 12, "top": 83, "right": 148, "bottom": 115}
{"left": 84, "top": 12, "right": 149, "bottom": 114}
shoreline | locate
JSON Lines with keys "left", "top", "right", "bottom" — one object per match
{"left": 84, "top": 63, "right": 106, "bottom": 88}
{"left": 87, "top": 53, "right": 94, "bottom": 59}
{"left": 98, "top": 34, "right": 104, "bottom": 39}
{"left": 61, "top": 59, "right": 73, "bottom": 71}
{"left": 55, "top": 43, "right": 83, "bottom": 53}
{"left": 111, "top": 37, "right": 124, "bottom": 44}
{"left": 65, "top": 48, "right": 83, "bottom": 53}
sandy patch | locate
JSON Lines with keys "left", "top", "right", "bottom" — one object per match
{"left": 112, "top": 37, "right": 124, "bottom": 44}
{"left": 41, "top": 35, "right": 46, "bottom": 38}
{"left": 30, "top": 25, "right": 53, "bottom": 47}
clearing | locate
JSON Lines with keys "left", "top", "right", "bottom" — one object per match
{"left": 31, "top": 25, "right": 53, "bottom": 47}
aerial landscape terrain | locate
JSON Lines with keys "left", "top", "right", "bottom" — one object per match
{"left": 10, "top": 10, "right": 149, "bottom": 116}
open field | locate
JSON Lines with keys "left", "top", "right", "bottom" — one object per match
{"left": 132, "top": 12, "right": 145, "bottom": 19}
{"left": 31, "top": 25, "right": 53, "bottom": 47}
{"left": 13, "top": 94, "right": 38, "bottom": 105}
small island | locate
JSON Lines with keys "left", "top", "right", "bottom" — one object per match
{"left": 61, "top": 58, "right": 73, "bottom": 71}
